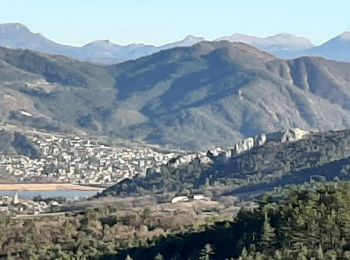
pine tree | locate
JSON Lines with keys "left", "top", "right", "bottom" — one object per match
{"left": 125, "top": 254, "right": 133, "bottom": 260}
{"left": 260, "top": 209, "right": 275, "bottom": 253}
{"left": 154, "top": 253, "right": 164, "bottom": 260}
{"left": 199, "top": 244, "right": 215, "bottom": 260}
{"left": 317, "top": 244, "right": 324, "bottom": 259}
{"left": 239, "top": 247, "right": 253, "bottom": 260}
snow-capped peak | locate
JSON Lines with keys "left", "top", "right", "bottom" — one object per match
{"left": 338, "top": 31, "right": 350, "bottom": 40}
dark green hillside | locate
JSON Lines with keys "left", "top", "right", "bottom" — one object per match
{"left": 112, "top": 182, "right": 350, "bottom": 259}
{"left": 1, "top": 180, "right": 350, "bottom": 259}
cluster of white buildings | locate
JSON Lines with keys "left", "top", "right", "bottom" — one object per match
{"left": 171, "top": 194, "right": 211, "bottom": 203}
{"left": 0, "top": 134, "right": 178, "bottom": 186}
{"left": 0, "top": 193, "right": 60, "bottom": 215}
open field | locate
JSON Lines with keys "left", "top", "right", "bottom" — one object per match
{"left": 0, "top": 183, "right": 104, "bottom": 192}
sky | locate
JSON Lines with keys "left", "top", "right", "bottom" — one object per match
{"left": 0, "top": 0, "right": 349, "bottom": 47}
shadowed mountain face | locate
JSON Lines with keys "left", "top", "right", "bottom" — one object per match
{"left": 2, "top": 41, "right": 350, "bottom": 149}
{"left": 106, "top": 41, "right": 350, "bottom": 148}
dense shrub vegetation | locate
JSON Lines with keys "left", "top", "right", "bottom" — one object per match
{"left": 3, "top": 181, "right": 350, "bottom": 259}
{"left": 0, "top": 205, "right": 224, "bottom": 259}
{"left": 115, "top": 181, "right": 350, "bottom": 259}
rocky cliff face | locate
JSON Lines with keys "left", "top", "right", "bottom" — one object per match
{"left": 228, "top": 128, "right": 309, "bottom": 157}
{"left": 265, "top": 128, "right": 309, "bottom": 143}
{"left": 165, "top": 128, "right": 310, "bottom": 170}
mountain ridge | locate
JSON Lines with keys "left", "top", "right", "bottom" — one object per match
{"left": 2, "top": 41, "right": 350, "bottom": 149}
{"left": 304, "top": 32, "right": 350, "bottom": 61}
{"left": 1, "top": 23, "right": 350, "bottom": 63}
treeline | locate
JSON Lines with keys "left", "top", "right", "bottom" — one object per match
{"left": 2, "top": 181, "right": 350, "bottom": 259}
{"left": 102, "top": 129, "right": 350, "bottom": 198}
{"left": 0, "top": 204, "right": 222, "bottom": 259}
{"left": 113, "top": 181, "right": 350, "bottom": 259}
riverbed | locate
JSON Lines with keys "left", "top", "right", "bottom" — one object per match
{"left": 0, "top": 183, "right": 104, "bottom": 199}
{"left": 0, "top": 190, "right": 99, "bottom": 199}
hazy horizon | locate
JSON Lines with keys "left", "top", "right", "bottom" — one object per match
{"left": 0, "top": 0, "right": 349, "bottom": 46}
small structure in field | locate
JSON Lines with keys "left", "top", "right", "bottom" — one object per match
{"left": 193, "top": 194, "right": 211, "bottom": 201}
{"left": 171, "top": 196, "right": 190, "bottom": 203}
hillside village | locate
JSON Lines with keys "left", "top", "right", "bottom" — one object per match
{"left": 0, "top": 128, "right": 309, "bottom": 187}
{"left": 0, "top": 133, "right": 179, "bottom": 186}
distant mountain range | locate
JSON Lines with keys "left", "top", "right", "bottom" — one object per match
{"left": 304, "top": 32, "right": 350, "bottom": 62}
{"left": 216, "top": 33, "right": 314, "bottom": 58}
{"left": 2, "top": 41, "right": 350, "bottom": 149}
{"left": 0, "top": 23, "right": 204, "bottom": 64}
{"left": 1, "top": 23, "right": 350, "bottom": 64}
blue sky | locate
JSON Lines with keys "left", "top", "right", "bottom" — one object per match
{"left": 0, "top": 0, "right": 349, "bottom": 46}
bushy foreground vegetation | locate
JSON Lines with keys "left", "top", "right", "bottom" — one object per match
{"left": 115, "top": 181, "right": 350, "bottom": 259}
{"left": 2, "top": 181, "right": 350, "bottom": 259}
{"left": 0, "top": 204, "right": 224, "bottom": 259}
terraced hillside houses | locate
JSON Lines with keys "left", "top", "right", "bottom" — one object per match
{"left": 0, "top": 133, "right": 179, "bottom": 186}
